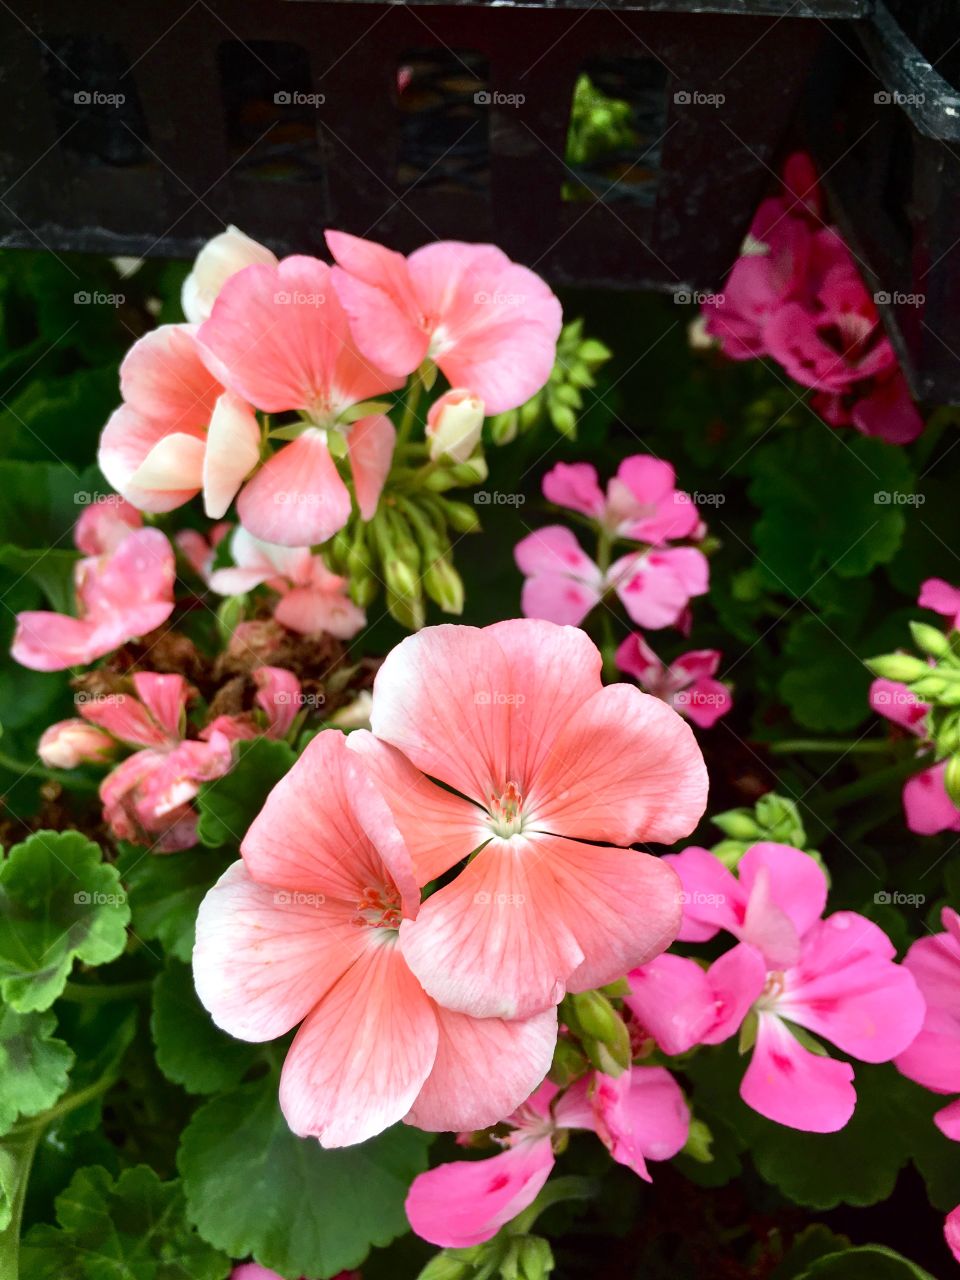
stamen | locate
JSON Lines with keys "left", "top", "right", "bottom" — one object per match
{"left": 353, "top": 884, "right": 402, "bottom": 930}
{"left": 487, "top": 780, "right": 525, "bottom": 838}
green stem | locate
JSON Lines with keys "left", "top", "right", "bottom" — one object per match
{"left": 59, "top": 979, "right": 152, "bottom": 1004}
{"left": 0, "top": 751, "right": 100, "bottom": 792}
{"left": 817, "top": 756, "right": 925, "bottom": 814}
{"left": 510, "top": 1175, "right": 600, "bottom": 1235}
{"left": 767, "top": 739, "right": 894, "bottom": 756}
{"left": 0, "top": 1126, "right": 41, "bottom": 1280}
{"left": 396, "top": 368, "right": 427, "bottom": 449}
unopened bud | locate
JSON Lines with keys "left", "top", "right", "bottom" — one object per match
{"left": 912, "top": 674, "right": 947, "bottom": 699}
{"left": 516, "top": 1235, "right": 554, "bottom": 1280}
{"left": 711, "top": 808, "right": 760, "bottom": 840}
{"left": 867, "top": 653, "right": 932, "bottom": 683}
{"left": 489, "top": 410, "right": 519, "bottom": 446}
{"left": 569, "top": 990, "right": 623, "bottom": 1043}
{"left": 548, "top": 1036, "right": 588, "bottom": 1087}
{"left": 215, "top": 594, "right": 246, "bottom": 643}
{"left": 582, "top": 1033, "right": 631, "bottom": 1076}
{"left": 426, "top": 389, "right": 485, "bottom": 464}
{"left": 416, "top": 1252, "right": 474, "bottom": 1280}
{"left": 681, "top": 1117, "right": 714, "bottom": 1164}
{"left": 423, "top": 557, "right": 464, "bottom": 615}
{"left": 38, "top": 719, "right": 115, "bottom": 770}
{"left": 434, "top": 497, "right": 481, "bottom": 534}
{"left": 944, "top": 754, "right": 960, "bottom": 808}
{"left": 910, "top": 621, "right": 951, "bottom": 659}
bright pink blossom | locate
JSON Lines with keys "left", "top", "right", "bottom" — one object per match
{"left": 895, "top": 907, "right": 960, "bottom": 1139}
{"left": 870, "top": 678, "right": 960, "bottom": 836}
{"left": 209, "top": 526, "right": 365, "bottom": 638}
{"left": 11, "top": 527, "right": 175, "bottom": 672}
{"left": 947, "top": 1205, "right": 960, "bottom": 1263}
{"left": 405, "top": 1068, "right": 688, "bottom": 1247}
{"left": 365, "top": 620, "right": 706, "bottom": 1020}
{"left": 542, "top": 457, "right": 700, "bottom": 544}
{"left": 919, "top": 577, "right": 960, "bottom": 631}
{"left": 326, "top": 232, "right": 562, "bottom": 414}
{"left": 77, "top": 673, "right": 235, "bottom": 852}
{"left": 514, "top": 527, "right": 708, "bottom": 631}
{"left": 640, "top": 844, "right": 925, "bottom": 1132}
{"left": 193, "top": 730, "right": 558, "bottom": 1147}
{"left": 616, "top": 633, "right": 732, "bottom": 728}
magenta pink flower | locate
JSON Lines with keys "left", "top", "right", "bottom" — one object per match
{"left": 639, "top": 843, "right": 925, "bottom": 1132}
{"left": 208, "top": 526, "right": 365, "bottom": 639}
{"left": 895, "top": 907, "right": 960, "bottom": 1140}
{"left": 364, "top": 620, "right": 706, "bottom": 1019}
{"left": 326, "top": 232, "right": 562, "bottom": 414}
{"left": 405, "top": 1068, "right": 688, "bottom": 1247}
{"left": 616, "top": 633, "right": 732, "bottom": 728}
{"left": 193, "top": 730, "right": 558, "bottom": 1147}
{"left": 869, "top": 678, "right": 960, "bottom": 836}
{"left": 11, "top": 525, "right": 175, "bottom": 673}
{"left": 514, "top": 527, "right": 708, "bottom": 631}
{"left": 77, "top": 673, "right": 234, "bottom": 851}
{"left": 919, "top": 577, "right": 960, "bottom": 631}
{"left": 543, "top": 457, "right": 701, "bottom": 544}
{"left": 947, "top": 1205, "right": 960, "bottom": 1264}
{"left": 231, "top": 1267, "right": 359, "bottom": 1280}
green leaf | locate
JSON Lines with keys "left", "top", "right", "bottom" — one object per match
{"left": 771, "top": 1225, "right": 851, "bottom": 1279}
{"left": 195, "top": 737, "right": 296, "bottom": 849}
{"left": 0, "top": 1007, "right": 73, "bottom": 1136}
{"left": 151, "top": 960, "right": 257, "bottom": 1095}
{"left": 178, "top": 1073, "right": 431, "bottom": 1276}
{"left": 779, "top": 614, "right": 872, "bottom": 732}
{"left": 20, "top": 1164, "right": 230, "bottom": 1280}
{"left": 0, "top": 832, "right": 129, "bottom": 1012}
{"left": 53, "top": 1001, "right": 137, "bottom": 1137}
{"left": 748, "top": 431, "right": 913, "bottom": 596}
{"left": 797, "top": 1245, "right": 936, "bottom": 1279}
{"left": 0, "top": 462, "right": 87, "bottom": 548}
{"left": 117, "top": 844, "right": 233, "bottom": 964}
{"left": 0, "top": 547, "right": 79, "bottom": 614}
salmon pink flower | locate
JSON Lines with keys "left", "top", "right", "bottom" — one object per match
{"left": 196, "top": 255, "right": 403, "bottom": 546}
{"left": 895, "top": 907, "right": 960, "bottom": 1141}
{"left": 326, "top": 232, "right": 562, "bottom": 414}
{"left": 74, "top": 498, "right": 142, "bottom": 555}
{"left": 645, "top": 843, "right": 925, "bottom": 1132}
{"left": 364, "top": 620, "right": 707, "bottom": 1019}
{"left": 869, "top": 678, "right": 960, "bottom": 835}
{"left": 99, "top": 326, "right": 262, "bottom": 518}
{"left": 616, "top": 633, "right": 732, "bottom": 728}
{"left": 37, "top": 719, "right": 117, "bottom": 769}
{"left": 181, "top": 225, "right": 278, "bottom": 325}
{"left": 405, "top": 1067, "right": 688, "bottom": 1247}
{"left": 202, "top": 667, "right": 304, "bottom": 744}
{"left": 193, "top": 730, "right": 558, "bottom": 1147}
{"left": 11, "top": 527, "right": 175, "bottom": 672}
{"left": 209, "top": 526, "right": 365, "bottom": 638}
{"left": 514, "top": 527, "right": 708, "bottom": 631}
{"left": 543, "top": 456, "right": 700, "bottom": 544}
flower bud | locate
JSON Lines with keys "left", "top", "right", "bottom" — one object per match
{"left": 38, "top": 719, "right": 115, "bottom": 770}
{"left": 514, "top": 1236, "right": 554, "bottom": 1280}
{"left": 866, "top": 653, "right": 931, "bottom": 683}
{"left": 568, "top": 990, "right": 622, "bottom": 1043}
{"left": 434, "top": 497, "right": 481, "bottom": 534}
{"left": 711, "top": 808, "right": 760, "bottom": 840}
{"left": 216, "top": 594, "right": 246, "bottom": 644}
{"left": 489, "top": 410, "right": 519, "bottom": 446}
{"left": 944, "top": 754, "right": 960, "bottom": 808}
{"left": 910, "top": 621, "right": 951, "bottom": 659}
{"left": 681, "top": 1117, "right": 714, "bottom": 1164}
{"left": 416, "top": 1252, "right": 475, "bottom": 1280}
{"left": 426, "top": 390, "right": 485, "bottom": 464}
{"left": 423, "top": 557, "right": 464, "bottom": 616}
{"left": 181, "top": 225, "right": 277, "bottom": 324}
{"left": 548, "top": 1036, "right": 588, "bottom": 1087}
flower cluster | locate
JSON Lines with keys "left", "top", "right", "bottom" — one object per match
{"left": 193, "top": 619, "right": 707, "bottom": 1147}
{"left": 703, "top": 152, "right": 922, "bottom": 445}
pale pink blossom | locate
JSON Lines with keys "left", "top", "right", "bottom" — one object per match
{"left": 37, "top": 719, "right": 116, "bottom": 769}
{"left": 542, "top": 456, "right": 700, "bottom": 544}
{"left": 426, "top": 388, "right": 484, "bottom": 463}
{"left": 514, "top": 526, "right": 708, "bottom": 631}
{"left": 174, "top": 522, "right": 230, "bottom": 581}
{"left": 201, "top": 667, "right": 304, "bottom": 745}
{"left": 895, "top": 907, "right": 960, "bottom": 1140}
{"left": 209, "top": 526, "right": 365, "bottom": 639}
{"left": 869, "top": 678, "right": 960, "bottom": 835}
{"left": 11, "top": 528, "right": 175, "bottom": 672}
{"left": 919, "top": 577, "right": 960, "bottom": 631}
{"left": 326, "top": 232, "right": 562, "bottom": 414}
{"left": 197, "top": 255, "right": 403, "bottom": 545}
{"left": 405, "top": 1068, "right": 688, "bottom": 1247}
{"left": 181, "top": 225, "right": 278, "bottom": 325}
{"left": 616, "top": 633, "right": 732, "bottom": 728}
{"left": 74, "top": 498, "right": 142, "bottom": 555}
{"left": 365, "top": 620, "right": 706, "bottom": 1020}
{"left": 78, "top": 673, "right": 234, "bottom": 852}
{"left": 193, "top": 730, "right": 558, "bottom": 1147}
{"left": 640, "top": 844, "right": 925, "bottom": 1132}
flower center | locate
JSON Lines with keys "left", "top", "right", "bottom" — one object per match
{"left": 756, "top": 969, "right": 786, "bottom": 1010}
{"left": 487, "top": 780, "right": 525, "bottom": 838}
{"left": 353, "top": 884, "right": 402, "bottom": 930}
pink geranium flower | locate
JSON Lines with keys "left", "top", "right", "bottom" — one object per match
{"left": 193, "top": 730, "right": 558, "bottom": 1147}
{"left": 181, "top": 225, "right": 278, "bottom": 325}
{"left": 196, "top": 255, "right": 404, "bottom": 546}
{"left": 202, "top": 666, "right": 305, "bottom": 745}
{"left": 326, "top": 233, "right": 563, "bottom": 414}
{"left": 11, "top": 524, "right": 175, "bottom": 673}
{"left": 869, "top": 678, "right": 960, "bottom": 836}
{"left": 616, "top": 633, "right": 732, "bottom": 728}
{"left": 542, "top": 457, "right": 701, "bottom": 544}
{"left": 919, "top": 577, "right": 960, "bottom": 631}
{"left": 231, "top": 1267, "right": 359, "bottom": 1280}
{"left": 364, "top": 620, "right": 707, "bottom": 1020}
{"left": 895, "top": 907, "right": 960, "bottom": 1142}
{"left": 636, "top": 843, "right": 925, "bottom": 1132}
{"left": 405, "top": 1069, "right": 689, "bottom": 1247}
{"left": 514, "top": 526, "right": 708, "bottom": 630}
{"left": 73, "top": 498, "right": 143, "bottom": 555}
{"left": 37, "top": 719, "right": 117, "bottom": 770}
{"left": 208, "top": 526, "right": 365, "bottom": 639}
{"left": 78, "top": 673, "right": 234, "bottom": 852}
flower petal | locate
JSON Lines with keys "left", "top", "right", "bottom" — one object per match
{"left": 202, "top": 391, "right": 261, "bottom": 519}
{"left": 237, "top": 430, "right": 352, "bottom": 547}
{"left": 626, "top": 953, "right": 720, "bottom": 1055}
{"left": 347, "top": 412, "right": 395, "bottom": 520}
{"left": 741, "top": 1013, "right": 856, "bottom": 1132}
